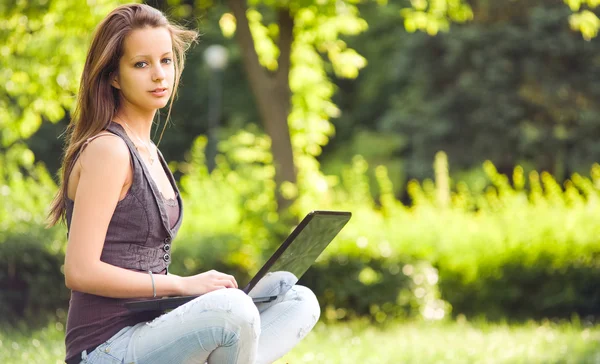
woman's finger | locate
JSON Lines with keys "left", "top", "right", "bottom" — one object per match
{"left": 215, "top": 274, "right": 237, "bottom": 288}
{"left": 228, "top": 275, "right": 238, "bottom": 288}
{"left": 216, "top": 278, "right": 235, "bottom": 288}
{"left": 210, "top": 285, "right": 227, "bottom": 292}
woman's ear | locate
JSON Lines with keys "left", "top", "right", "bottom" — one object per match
{"left": 110, "top": 73, "right": 121, "bottom": 90}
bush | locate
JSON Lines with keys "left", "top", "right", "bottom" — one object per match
{"left": 4, "top": 131, "right": 600, "bottom": 324}
{"left": 0, "top": 149, "right": 68, "bottom": 327}
{"left": 174, "top": 139, "right": 600, "bottom": 322}
{"left": 300, "top": 257, "right": 449, "bottom": 322}
{"left": 370, "top": 155, "right": 600, "bottom": 320}
{"left": 0, "top": 232, "right": 69, "bottom": 327}
{"left": 171, "top": 133, "right": 448, "bottom": 322}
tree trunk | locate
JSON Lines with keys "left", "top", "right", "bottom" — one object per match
{"left": 227, "top": 0, "right": 297, "bottom": 210}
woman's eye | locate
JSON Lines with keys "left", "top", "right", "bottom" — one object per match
{"left": 162, "top": 58, "right": 172, "bottom": 64}
{"left": 134, "top": 62, "right": 147, "bottom": 68}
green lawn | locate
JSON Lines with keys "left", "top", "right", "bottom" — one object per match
{"left": 1, "top": 319, "right": 598, "bottom": 363}
{"left": 275, "top": 319, "right": 600, "bottom": 364}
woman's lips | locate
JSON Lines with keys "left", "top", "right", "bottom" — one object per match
{"left": 150, "top": 88, "right": 168, "bottom": 97}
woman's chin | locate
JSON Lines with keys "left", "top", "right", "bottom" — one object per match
{"left": 151, "top": 99, "right": 171, "bottom": 110}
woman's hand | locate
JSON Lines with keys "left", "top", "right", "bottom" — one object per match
{"left": 178, "top": 270, "right": 238, "bottom": 296}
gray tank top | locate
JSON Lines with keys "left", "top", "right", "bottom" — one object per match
{"left": 64, "top": 122, "right": 183, "bottom": 361}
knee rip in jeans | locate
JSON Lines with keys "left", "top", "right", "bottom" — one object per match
{"left": 292, "top": 287, "right": 320, "bottom": 338}
{"left": 249, "top": 316, "right": 260, "bottom": 339}
{"left": 297, "top": 313, "right": 319, "bottom": 339}
{"left": 259, "top": 271, "right": 296, "bottom": 296}
{"left": 292, "top": 285, "right": 316, "bottom": 302}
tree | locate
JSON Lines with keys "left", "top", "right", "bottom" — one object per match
{"left": 225, "top": 0, "right": 298, "bottom": 208}
{"left": 332, "top": 0, "right": 600, "bottom": 187}
{"left": 2, "top": 0, "right": 597, "bottom": 210}
{"left": 0, "top": 0, "right": 131, "bottom": 149}
{"left": 400, "top": 0, "right": 600, "bottom": 40}
{"left": 0, "top": 0, "right": 131, "bottom": 231}
{"left": 162, "top": 0, "right": 369, "bottom": 209}
{"left": 156, "top": 0, "right": 599, "bottom": 208}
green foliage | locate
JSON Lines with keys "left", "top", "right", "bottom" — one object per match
{"left": 566, "top": 0, "right": 600, "bottom": 39}
{"left": 0, "top": 0, "right": 132, "bottom": 146}
{"left": 170, "top": 132, "right": 444, "bottom": 321}
{"left": 302, "top": 258, "right": 450, "bottom": 323}
{"left": 286, "top": 1, "right": 368, "bottom": 181}
{"left": 0, "top": 233, "right": 68, "bottom": 328}
{"left": 0, "top": 143, "right": 61, "bottom": 239}
{"left": 321, "top": 129, "right": 407, "bottom": 199}
{"left": 398, "top": 0, "right": 600, "bottom": 40}
{"left": 0, "top": 0, "right": 131, "bottom": 326}
{"left": 284, "top": 0, "right": 370, "bottom": 213}
{"left": 4, "top": 129, "right": 600, "bottom": 324}
{"left": 4, "top": 0, "right": 600, "bottom": 328}
{"left": 170, "top": 126, "right": 288, "bottom": 277}
{"left": 4, "top": 0, "right": 600, "bottom": 188}
{"left": 374, "top": 154, "right": 600, "bottom": 320}
{"left": 400, "top": 0, "right": 474, "bottom": 35}
{"left": 172, "top": 128, "right": 600, "bottom": 322}
{"left": 337, "top": 0, "right": 600, "bottom": 182}
{"left": 0, "top": 142, "right": 66, "bottom": 326}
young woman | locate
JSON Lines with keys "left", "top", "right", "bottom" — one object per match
{"left": 48, "top": 4, "right": 320, "bottom": 364}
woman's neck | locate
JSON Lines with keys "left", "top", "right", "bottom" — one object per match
{"left": 113, "top": 110, "right": 155, "bottom": 141}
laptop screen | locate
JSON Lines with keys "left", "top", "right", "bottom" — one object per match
{"left": 245, "top": 211, "right": 351, "bottom": 298}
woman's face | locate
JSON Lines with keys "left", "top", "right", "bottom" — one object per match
{"left": 112, "top": 26, "right": 175, "bottom": 113}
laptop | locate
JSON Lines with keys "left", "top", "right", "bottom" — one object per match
{"left": 124, "top": 210, "right": 351, "bottom": 312}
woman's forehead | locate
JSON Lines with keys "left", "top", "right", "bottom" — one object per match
{"left": 123, "top": 27, "right": 172, "bottom": 58}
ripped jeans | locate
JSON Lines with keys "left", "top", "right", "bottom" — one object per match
{"left": 77, "top": 274, "right": 320, "bottom": 364}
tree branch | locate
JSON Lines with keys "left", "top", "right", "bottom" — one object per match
{"left": 227, "top": 0, "right": 272, "bottom": 90}
{"left": 276, "top": 7, "right": 293, "bottom": 100}
{"left": 227, "top": 0, "right": 298, "bottom": 205}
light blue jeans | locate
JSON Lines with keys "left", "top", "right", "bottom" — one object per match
{"left": 76, "top": 274, "right": 320, "bottom": 364}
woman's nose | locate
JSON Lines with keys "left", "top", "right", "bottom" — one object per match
{"left": 152, "top": 64, "right": 165, "bottom": 81}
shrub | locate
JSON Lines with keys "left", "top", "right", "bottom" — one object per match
{"left": 0, "top": 231, "right": 68, "bottom": 327}
{"left": 4, "top": 131, "right": 600, "bottom": 324}
{"left": 0, "top": 148, "right": 67, "bottom": 326}
{"left": 174, "top": 139, "right": 600, "bottom": 321}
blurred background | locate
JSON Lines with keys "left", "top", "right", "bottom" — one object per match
{"left": 2, "top": 0, "right": 600, "bottom": 362}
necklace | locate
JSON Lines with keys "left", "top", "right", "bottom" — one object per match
{"left": 120, "top": 119, "right": 155, "bottom": 165}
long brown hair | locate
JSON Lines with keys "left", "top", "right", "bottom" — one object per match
{"left": 47, "top": 3, "right": 198, "bottom": 226}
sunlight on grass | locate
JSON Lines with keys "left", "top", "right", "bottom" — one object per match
{"left": 275, "top": 319, "right": 600, "bottom": 364}
{"left": 1, "top": 319, "right": 599, "bottom": 363}
{"left": 0, "top": 321, "right": 66, "bottom": 364}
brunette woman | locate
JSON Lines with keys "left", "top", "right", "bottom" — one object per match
{"left": 48, "top": 4, "right": 320, "bottom": 364}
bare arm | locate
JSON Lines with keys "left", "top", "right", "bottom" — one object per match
{"left": 64, "top": 136, "right": 236, "bottom": 298}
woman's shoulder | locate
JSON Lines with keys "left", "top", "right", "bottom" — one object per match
{"left": 67, "top": 131, "right": 132, "bottom": 201}
{"left": 78, "top": 132, "right": 130, "bottom": 168}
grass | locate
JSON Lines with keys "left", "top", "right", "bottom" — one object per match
{"left": 0, "top": 321, "right": 66, "bottom": 364}
{"left": 1, "top": 318, "right": 599, "bottom": 363}
{"left": 275, "top": 318, "right": 600, "bottom": 364}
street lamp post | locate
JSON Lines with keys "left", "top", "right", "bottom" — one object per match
{"left": 203, "top": 44, "right": 229, "bottom": 172}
